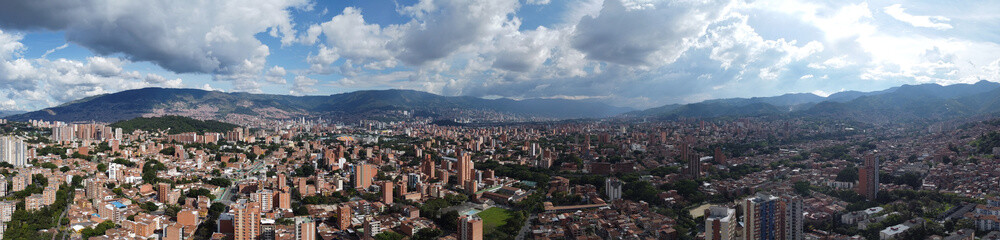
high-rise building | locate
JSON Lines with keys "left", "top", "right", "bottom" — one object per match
{"left": 363, "top": 218, "right": 382, "bottom": 239}
{"left": 0, "top": 136, "right": 25, "bottom": 167}
{"left": 459, "top": 214, "right": 483, "bottom": 240}
{"left": 779, "top": 196, "right": 804, "bottom": 240}
{"left": 679, "top": 138, "right": 699, "bottom": 178}
{"left": 354, "top": 163, "right": 377, "bottom": 189}
{"left": 457, "top": 152, "right": 473, "bottom": 186}
{"left": 857, "top": 154, "right": 879, "bottom": 200}
{"left": 86, "top": 179, "right": 104, "bottom": 199}
{"left": 11, "top": 175, "right": 26, "bottom": 192}
{"left": 741, "top": 194, "right": 804, "bottom": 240}
{"left": 252, "top": 190, "right": 274, "bottom": 212}
{"left": 743, "top": 194, "right": 779, "bottom": 240}
{"left": 164, "top": 224, "right": 184, "bottom": 240}
{"left": 261, "top": 219, "right": 276, "bottom": 240}
{"left": 421, "top": 155, "right": 436, "bottom": 179}
{"left": 233, "top": 201, "right": 261, "bottom": 240}
{"left": 0, "top": 201, "right": 14, "bottom": 223}
{"left": 380, "top": 181, "right": 393, "bottom": 204}
{"left": 714, "top": 147, "right": 727, "bottom": 165}
{"left": 51, "top": 125, "right": 75, "bottom": 142}
{"left": 158, "top": 183, "right": 171, "bottom": 203}
{"left": 294, "top": 217, "right": 316, "bottom": 240}
{"left": 277, "top": 173, "right": 287, "bottom": 189}
{"left": 42, "top": 185, "right": 57, "bottom": 205}
{"left": 337, "top": 205, "right": 351, "bottom": 230}
{"left": 705, "top": 206, "right": 736, "bottom": 240}
{"left": 275, "top": 191, "right": 291, "bottom": 210}
{"left": 605, "top": 178, "right": 623, "bottom": 201}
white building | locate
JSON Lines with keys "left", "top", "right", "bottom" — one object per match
{"left": 605, "top": 177, "right": 623, "bottom": 201}
{"left": 0, "top": 136, "right": 26, "bottom": 167}
{"left": 705, "top": 206, "right": 736, "bottom": 240}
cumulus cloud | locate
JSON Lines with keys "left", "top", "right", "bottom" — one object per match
{"left": 0, "top": 29, "right": 198, "bottom": 110}
{"left": 883, "top": 4, "right": 953, "bottom": 30}
{"left": 264, "top": 66, "right": 288, "bottom": 84}
{"left": 306, "top": 0, "right": 520, "bottom": 68}
{"left": 571, "top": 0, "right": 730, "bottom": 66}
{"left": 0, "top": 0, "right": 309, "bottom": 80}
{"left": 290, "top": 75, "right": 319, "bottom": 95}
{"left": 0, "top": 30, "right": 23, "bottom": 60}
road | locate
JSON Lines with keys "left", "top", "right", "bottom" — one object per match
{"left": 53, "top": 189, "right": 74, "bottom": 240}
{"left": 515, "top": 215, "right": 536, "bottom": 240}
{"left": 217, "top": 160, "right": 267, "bottom": 204}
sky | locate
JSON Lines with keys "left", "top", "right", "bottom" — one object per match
{"left": 0, "top": 0, "right": 999, "bottom": 111}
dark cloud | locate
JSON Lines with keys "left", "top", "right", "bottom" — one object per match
{"left": 571, "top": 0, "right": 728, "bottom": 66}
{"left": 0, "top": 0, "right": 307, "bottom": 80}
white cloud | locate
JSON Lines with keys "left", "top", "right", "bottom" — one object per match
{"left": 883, "top": 4, "right": 953, "bottom": 30}
{"left": 0, "top": 29, "right": 23, "bottom": 60}
{"left": 314, "top": 7, "right": 395, "bottom": 61}
{"left": 264, "top": 66, "right": 288, "bottom": 84}
{"left": 525, "top": 0, "right": 550, "bottom": 5}
{"left": 0, "top": 0, "right": 309, "bottom": 81}
{"left": 290, "top": 75, "right": 319, "bottom": 95}
{"left": 40, "top": 43, "right": 69, "bottom": 59}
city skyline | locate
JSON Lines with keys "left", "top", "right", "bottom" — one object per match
{"left": 1, "top": 0, "right": 998, "bottom": 111}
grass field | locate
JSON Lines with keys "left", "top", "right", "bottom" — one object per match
{"left": 477, "top": 207, "right": 513, "bottom": 231}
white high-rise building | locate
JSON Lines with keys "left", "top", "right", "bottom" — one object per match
{"left": 0, "top": 136, "right": 26, "bottom": 167}
{"left": 705, "top": 206, "right": 736, "bottom": 240}
{"left": 50, "top": 125, "right": 75, "bottom": 142}
{"left": 605, "top": 177, "right": 623, "bottom": 201}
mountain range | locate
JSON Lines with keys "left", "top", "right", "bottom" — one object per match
{"left": 8, "top": 80, "right": 1000, "bottom": 124}
{"left": 5, "top": 88, "right": 633, "bottom": 122}
{"left": 631, "top": 80, "right": 1000, "bottom": 123}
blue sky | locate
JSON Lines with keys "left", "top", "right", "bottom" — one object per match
{"left": 0, "top": 0, "right": 999, "bottom": 111}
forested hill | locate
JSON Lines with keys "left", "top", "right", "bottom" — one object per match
{"left": 110, "top": 116, "right": 239, "bottom": 134}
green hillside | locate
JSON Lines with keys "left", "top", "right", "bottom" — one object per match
{"left": 110, "top": 116, "right": 238, "bottom": 134}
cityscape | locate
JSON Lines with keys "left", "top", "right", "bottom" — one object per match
{"left": 0, "top": 0, "right": 999, "bottom": 240}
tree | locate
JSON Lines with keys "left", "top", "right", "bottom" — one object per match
{"left": 142, "top": 202, "right": 159, "bottom": 212}
{"left": 186, "top": 188, "right": 215, "bottom": 199}
{"left": 96, "top": 163, "right": 107, "bottom": 172}
{"left": 39, "top": 162, "right": 58, "bottom": 169}
{"left": 165, "top": 205, "right": 182, "bottom": 218}
{"left": 413, "top": 228, "right": 443, "bottom": 240}
{"left": 373, "top": 231, "right": 406, "bottom": 240}
{"left": 81, "top": 220, "right": 116, "bottom": 239}
{"left": 204, "top": 178, "right": 232, "bottom": 187}
{"left": 159, "top": 147, "right": 175, "bottom": 156}
{"left": 445, "top": 194, "right": 468, "bottom": 205}
{"left": 293, "top": 164, "right": 315, "bottom": 177}
{"left": 438, "top": 210, "right": 459, "bottom": 231}
{"left": 59, "top": 166, "right": 70, "bottom": 172}
{"left": 836, "top": 166, "right": 858, "bottom": 182}
{"left": 32, "top": 174, "right": 48, "bottom": 187}
{"left": 793, "top": 181, "right": 811, "bottom": 197}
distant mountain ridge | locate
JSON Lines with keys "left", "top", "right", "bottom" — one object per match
{"left": 632, "top": 80, "right": 1000, "bottom": 123}
{"left": 5, "top": 88, "right": 634, "bottom": 122}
